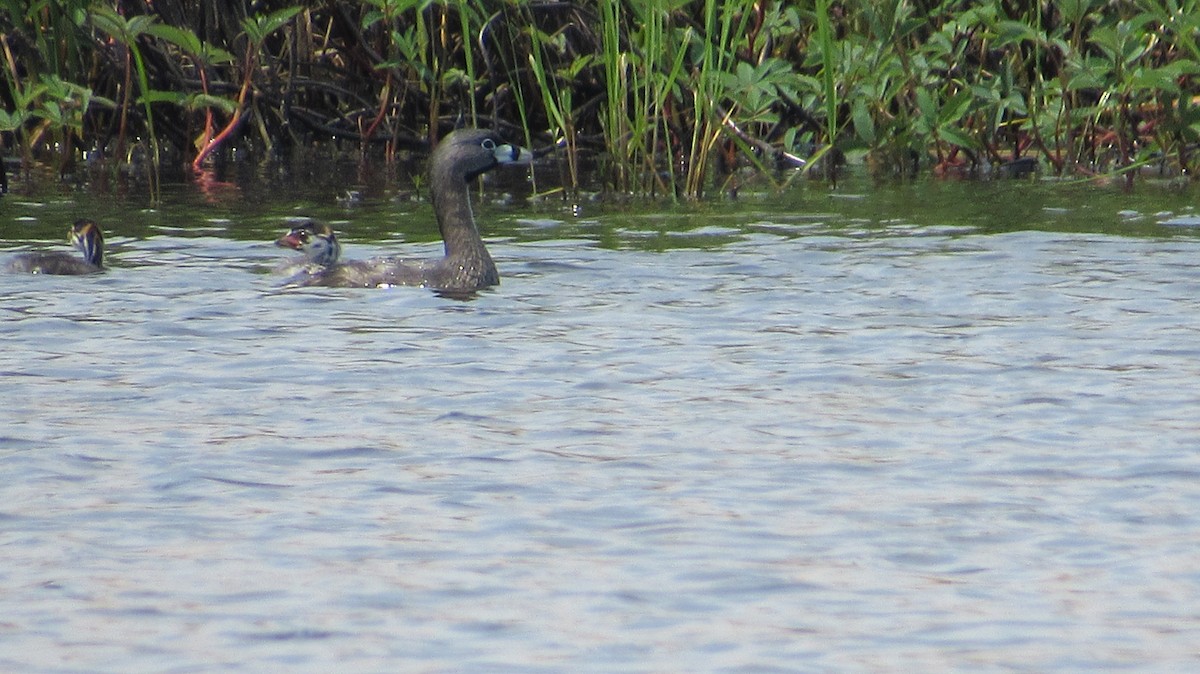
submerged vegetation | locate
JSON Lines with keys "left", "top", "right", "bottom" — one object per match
{"left": 2, "top": 0, "right": 1199, "bottom": 199}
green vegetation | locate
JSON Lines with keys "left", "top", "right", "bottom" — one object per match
{"left": 2, "top": 1, "right": 1198, "bottom": 199}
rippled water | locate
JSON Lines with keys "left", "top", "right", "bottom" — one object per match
{"left": 3, "top": 175, "right": 1200, "bottom": 672}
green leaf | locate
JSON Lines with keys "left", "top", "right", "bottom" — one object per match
{"left": 1067, "top": 57, "right": 1111, "bottom": 90}
{"left": 938, "top": 90, "right": 974, "bottom": 127}
{"left": 145, "top": 24, "right": 202, "bottom": 55}
{"left": 185, "top": 94, "right": 239, "bottom": 115}
{"left": 89, "top": 6, "right": 128, "bottom": 42}
{"left": 127, "top": 14, "right": 157, "bottom": 36}
{"left": 244, "top": 6, "right": 303, "bottom": 44}
{"left": 0, "top": 109, "right": 27, "bottom": 131}
{"left": 851, "top": 98, "right": 876, "bottom": 144}
{"left": 88, "top": 94, "right": 117, "bottom": 109}
{"left": 1128, "top": 67, "right": 1178, "bottom": 95}
{"left": 915, "top": 87, "right": 937, "bottom": 121}
{"left": 994, "top": 20, "right": 1041, "bottom": 47}
{"left": 1059, "top": 0, "right": 1099, "bottom": 25}
{"left": 35, "top": 101, "right": 64, "bottom": 124}
{"left": 938, "top": 125, "right": 980, "bottom": 151}
{"left": 11, "top": 82, "right": 48, "bottom": 108}
{"left": 138, "top": 90, "right": 188, "bottom": 106}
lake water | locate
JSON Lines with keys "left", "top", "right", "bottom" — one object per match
{"left": 3, "top": 170, "right": 1200, "bottom": 672}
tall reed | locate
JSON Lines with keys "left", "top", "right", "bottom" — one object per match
{"left": 598, "top": 0, "right": 627, "bottom": 192}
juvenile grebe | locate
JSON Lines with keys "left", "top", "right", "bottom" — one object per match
{"left": 276, "top": 219, "right": 340, "bottom": 267}
{"left": 8, "top": 219, "right": 105, "bottom": 275}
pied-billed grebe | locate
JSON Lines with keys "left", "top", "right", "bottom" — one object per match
{"left": 276, "top": 219, "right": 341, "bottom": 269}
{"left": 278, "top": 129, "right": 532, "bottom": 291}
{"left": 8, "top": 219, "right": 105, "bottom": 275}
{"left": 275, "top": 219, "right": 402, "bottom": 286}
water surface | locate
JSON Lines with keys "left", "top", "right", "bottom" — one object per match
{"left": 3, "top": 174, "right": 1200, "bottom": 672}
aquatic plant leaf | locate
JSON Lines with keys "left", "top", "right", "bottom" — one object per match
{"left": 88, "top": 94, "right": 116, "bottom": 109}
{"left": 126, "top": 15, "right": 157, "bottom": 37}
{"left": 0, "top": 109, "right": 27, "bottom": 132}
{"left": 939, "top": 126, "right": 979, "bottom": 151}
{"left": 242, "top": 6, "right": 303, "bottom": 45}
{"left": 145, "top": 24, "right": 202, "bottom": 55}
{"left": 915, "top": 87, "right": 937, "bottom": 122}
{"left": 994, "top": 20, "right": 1042, "bottom": 47}
{"left": 1067, "top": 58, "right": 1110, "bottom": 91}
{"left": 1058, "top": 0, "right": 1101, "bottom": 25}
{"left": 938, "top": 90, "right": 975, "bottom": 127}
{"left": 138, "top": 90, "right": 185, "bottom": 107}
{"left": 1127, "top": 63, "right": 1195, "bottom": 95}
{"left": 851, "top": 98, "right": 876, "bottom": 145}
{"left": 145, "top": 23, "right": 234, "bottom": 67}
{"left": 89, "top": 6, "right": 158, "bottom": 43}
{"left": 185, "top": 94, "right": 239, "bottom": 115}
{"left": 88, "top": 7, "right": 129, "bottom": 42}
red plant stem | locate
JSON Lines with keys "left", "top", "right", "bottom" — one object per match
{"left": 194, "top": 67, "right": 214, "bottom": 153}
{"left": 361, "top": 72, "right": 391, "bottom": 145}
{"left": 191, "top": 49, "right": 254, "bottom": 172}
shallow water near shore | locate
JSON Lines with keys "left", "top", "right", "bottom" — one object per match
{"left": 3, "top": 170, "right": 1200, "bottom": 672}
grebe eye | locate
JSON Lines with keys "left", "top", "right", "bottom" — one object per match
{"left": 481, "top": 138, "right": 496, "bottom": 151}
